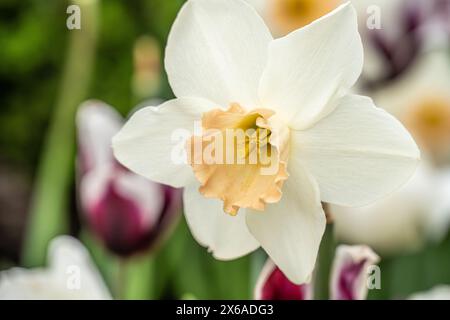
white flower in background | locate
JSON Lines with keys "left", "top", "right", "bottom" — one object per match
{"left": 113, "top": 0, "right": 419, "bottom": 283}
{"left": 409, "top": 285, "right": 450, "bottom": 300}
{"left": 0, "top": 236, "right": 111, "bottom": 300}
{"left": 254, "top": 245, "right": 379, "bottom": 300}
{"left": 372, "top": 51, "right": 450, "bottom": 163}
{"left": 332, "top": 162, "right": 450, "bottom": 255}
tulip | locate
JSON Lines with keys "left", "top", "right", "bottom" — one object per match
{"left": 254, "top": 259, "right": 313, "bottom": 300}
{"left": 254, "top": 245, "right": 380, "bottom": 300}
{"left": 330, "top": 245, "right": 381, "bottom": 300}
{"left": 76, "top": 101, "right": 182, "bottom": 256}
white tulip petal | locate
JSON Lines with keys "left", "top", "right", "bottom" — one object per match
{"left": 293, "top": 94, "right": 420, "bottom": 207}
{"left": 76, "top": 101, "right": 123, "bottom": 172}
{"left": 183, "top": 183, "right": 260, "bottom": 260}
{"left": 165, "top": 0, "right": 272, "bottom": 108}
{"left": 112, "top": 98, "right": 218, "bottom": 188}
{"left": 246, "top": 164, "right": 326, "bottom": 284}
{"left": 258, "top": 3, "right": 363, "bottom": 129}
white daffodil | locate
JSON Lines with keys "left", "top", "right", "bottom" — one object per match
{"left": 371, "top": 50, "right": 450, "bottom": 163}
{"left": 0, "top": 236, "right": 111, "bottom": 300}
{"left": 113, "top": 0, "right": 419, "bottom": 284}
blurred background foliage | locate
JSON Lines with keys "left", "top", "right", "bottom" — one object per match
{"left": 0, "top": 0, "right": 449, "bottom": 300}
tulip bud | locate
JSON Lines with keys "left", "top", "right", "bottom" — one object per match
{"left": 254, "top": 245, "right": 379, "bottom": 300}
{"left": 76, "top": 101, "right": 181, "bottom": 256}
{"left": 254, "top": 259, "right": 313, "bottom": 300}
{"left": 330, "top": 245, "right": 380, "bottom": 300}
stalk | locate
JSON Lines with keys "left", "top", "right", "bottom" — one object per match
{"left": 22, "top": 0, "right": 99, "bottom": 266}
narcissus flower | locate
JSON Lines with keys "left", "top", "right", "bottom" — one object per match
{"left": 77, "top": 101, "right": 181, "bottom": 256}
{"left": 113, "top": 0, "right": 419, "bottom": 283}
{"left": 254, "top": 245, "right": 380, "bottom": 300}
{"left": 0, "top": 236, "right": 111, "bottom": 300}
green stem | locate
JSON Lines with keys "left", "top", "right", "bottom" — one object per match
{"left": 314, "top": 223, "right": 336, "bottom": 300}
{"left": 22, "top": 0, "right": 99, "bottom": 267}
{"left": 122, "top": 255, "right": 155, "bottom": 300}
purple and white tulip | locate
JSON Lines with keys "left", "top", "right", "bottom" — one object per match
{"left": 255, "top": 245, "right": 379, "bottom": 300}
{"left": 254, "top": 259, "right": 313, "bottom": 300}
{"left": 76, "top": 101, "right": 182, "bottom": 256}
{"left": 330, "top": 245, "right": 380, "bottom": 300}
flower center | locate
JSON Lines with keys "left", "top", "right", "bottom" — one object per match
{"left": 269, "top": 0, "right": 340, "bottom": 35}
{"left": 404, "top": 95, "right": 450, "bottom": 155}
{"left": 187, "top": 103, "right": 290, "bottom": 215}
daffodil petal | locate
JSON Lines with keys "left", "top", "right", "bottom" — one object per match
{"left": 112, "top": 98, "right": 218, "bottom": 188}
{"left": 183, "top": 183, "right": 260, "bottom": 260}
{"left": 165, "top": 0, "right": 272, "bottom": 108}
{"left": 293, "top": 94, "right": 420, "bottom": 207}
{"left": 258, "top": 3, "right": 363, "bottom": 129}
{"left": 246, "top": 165, "right": 326, "bottom": 284}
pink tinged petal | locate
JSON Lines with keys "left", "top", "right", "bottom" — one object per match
{"left": 258, "top": 3, "right": 363, "bottom": 129}
{"left": 246, "top": 164, "right": 326, "bottom": 284}
{"left": 76, "top": 101, "right": 123, "bottom": 174}
{"left": 330, "top": 245, "right": 380, "bottom": 300}
{"left": 254, "top": 259, "right": 313, "bottom": 300}
{"left": 292, "top": 94, "right": 420, "bottom": 207}
{"left": 165, "top": 0, "right": 272, "bottom": 108}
